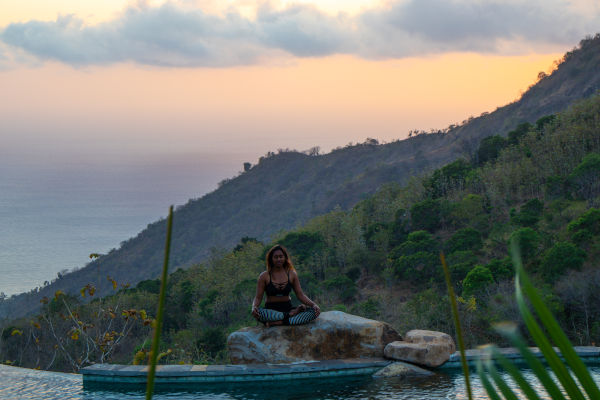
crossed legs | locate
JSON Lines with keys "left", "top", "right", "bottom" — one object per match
{"left": 257, "top": 306, "right": 317, "bottom": 326}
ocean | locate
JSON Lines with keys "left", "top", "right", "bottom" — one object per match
{"left": 0, "top": 155, "right": 243, "bottom": 296}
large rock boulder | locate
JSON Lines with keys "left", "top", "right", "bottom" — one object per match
{"left": 384, "top": 329, "right": 455, "bottom": 368}
{"left": 227, "top": 311, "right": 401, "bottom": 364}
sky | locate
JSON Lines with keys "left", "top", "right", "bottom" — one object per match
{"left": 1, "top": 0, "right": 599, "bottom": 180}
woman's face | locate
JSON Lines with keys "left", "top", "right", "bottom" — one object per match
{"left": 271, "top": 250, "right": 286, "bottom": 268}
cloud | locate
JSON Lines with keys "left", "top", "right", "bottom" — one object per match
{"left": 256, "top": 4, "right": 354, "bottom": 57}
{"left": 1, "top": 0, "right": 598, "bottom": 67}
{"left": 356, "top": 0, "right": 594, "bottom": 58}
{"left": 1, "top": 4, "right": 264, "bottom": 67}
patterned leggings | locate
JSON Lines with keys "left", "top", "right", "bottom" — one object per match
{"left": 257, "top": 305, "right": 317, "bottom": 326}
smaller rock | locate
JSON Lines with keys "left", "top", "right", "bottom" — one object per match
{"left": 405, "top": 330, "right": 456, "bottom": 353}
{"left": 373, "top": 361, "right": 434, "bottom": 378}
{"left": 384, "top": 330, "right": 456, "bottom": 368}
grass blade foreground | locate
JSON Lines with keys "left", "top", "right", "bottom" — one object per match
{"left": 441, "top": 252, "right": 473, "bottom": 400}
{"left": 146, "top": 205, "right": 174, "bottom": 400}
{"left": 471, "top": 241, "right": 600, "bottom": 399}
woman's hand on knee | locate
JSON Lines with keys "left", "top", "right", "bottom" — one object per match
{"left": 312, "top": 304, "right": 320, "bottom": 317}
{"left": 251, "top": 306, "right": 260, "bottom": 319}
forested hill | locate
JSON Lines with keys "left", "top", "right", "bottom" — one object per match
{"left": 445, "top": 34, "right": 600, "bottom": 148}
{"left": 2, "top": 34, "right": 599, "bottom": 319}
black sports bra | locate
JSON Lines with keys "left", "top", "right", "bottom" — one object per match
{"left": 265, "top": 270, "right": 292, "bottom": 297}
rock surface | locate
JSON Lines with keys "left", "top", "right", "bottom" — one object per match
{"left": 384, "top": 329, "right": 456, "bottom": 368}
{"left": 227, "top": 311, "right": 402, "bottom": 364}
{"left": 372, "top": 361, "right": 434, "bottom": 378}
{"left": 405, "top": 330, "right": 456, "bottom": 353}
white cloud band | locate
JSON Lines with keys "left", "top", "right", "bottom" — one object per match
{"left": 1, "top": 0, "right": 598, "bottom": 67}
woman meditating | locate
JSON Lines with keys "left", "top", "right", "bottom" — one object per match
{"left": 251, "top": 244, "right": 320, "bottom": 326}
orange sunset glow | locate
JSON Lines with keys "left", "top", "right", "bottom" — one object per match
{"left": 0, "top": 0, "right": 597, "bottom": 164}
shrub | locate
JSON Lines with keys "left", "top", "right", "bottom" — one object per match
{"left": 486, "top": 257, "right": 513, "bottom": 281}
{"left": 279, "top": 231, "right": 325, "bottom": 264}
{"left": 323, "top": 276, "right": 357, "bottom": 302}
{"left": 196, "top": 327, "right": 226, "bottom": 358}
{"left": 477, "top": 135, "right": 507, "bottom": 165}
{"left": 331, "top": 304, "right": 347, "bottom": 312}
{"left": 391, "top": 230, "right": 438, "bottom": 258}
{"left": 535, "top": 114, "right": 556, "bottom": 131}
{"left": 445, "top": 228, "right": 483, "bottom": 253}
{"left": 393, "top": 251, "right": 441, "bottom": 283}
{"left": 198, "top": 289, "right": 219, "bottom": 319}
{"left": 345, "top": 266, "right": 361, "bottom": 281}
{"left": 233, "top": 236, "right": 261, "bottom": 252}
{"left": 363, "top": 223, "right": 389, "bottom": 251}
{"left": 510, "top": 198, "right": 544, "bottom": 227}
{"left": 545, "top": 176, "right": 566, "bottom": 200}
{"left": 136, "top": 279, "right": 161, "bottom": 294}
{"left": 568, "top": 153, "right": 600, "bottom": 200}
{"left": 509, "top": 227, "right": 541, "bottom": 262}
{"left": 540, "top": 242, "right": 586, "bottom": 282}
{"left": 389, "top": 208, "right": 410, "bottom": 246}
{"left": 351, "top": 297, "right": 380, "bottom": 320}
{"left": 462, "top": 266, "right": 494, "bottom": 297}
{"left": 448, "top": 194, "right": 490, "bottom": 232}
{"left": 427, "top": 159, "right": 473, "bottom": 198}
{"left": 507, "top": 122, "right": 533, "bottom": 145}
{"left": 447, "top": 250, "right": 478, "bottom": 282}
{"left": 568, "top": 208, "right": 600, "bottom": 235}
{"left": 410, "top": 199, "right": 444, "bottom": 232}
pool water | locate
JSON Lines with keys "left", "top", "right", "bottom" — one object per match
{"left": 2, "top": 364, "right": 600, "bottom": 399}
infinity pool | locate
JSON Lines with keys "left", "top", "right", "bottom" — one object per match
{"left": 2, "top": 364, "right": 600, "bottom": 399}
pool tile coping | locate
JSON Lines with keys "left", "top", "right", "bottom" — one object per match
{"left": 81, "top": 358, "right": 391, "bottom": 378}
{"left": 439, "top": 346, "right": 600, "bottom": 369}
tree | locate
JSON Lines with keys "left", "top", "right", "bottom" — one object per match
{"left": 568, "top": 153, "right": 600, "bottom": 199}
{"left": 279, "top": 231, "right": 325, "bottom": 265}
{"left": 445, "top": 228, "right": 483, "bottom": 253}
{"left": 393, "top": 251, "right": 441, "bottom": 283}
{"left": 507, "top": 122, "right": 533, "bottom": 145}
{"left": 391, "top": 230, "right": 438, "bottom": 257}
{"left": 477, "top": 135, "right": 507, "bottom": 165}
{"left": 410, "top": 199, "right": 444, "bottom": 232}
{"left": 427, "top": 159, "right": 473, "bottom": 198}
{"left": 462, "top": 266, "right": 494, "bottom": 297}
{"left": 510, "top": 198, "right": 544, "bottom": 227}
{"left": 535, "top": 114, "right": 556, "bottom": 131}
{"left": 509, "top": 228, "right": 540, "bottom": 262}
{"left": 540, "top": 242, "right": 586, "bottom": 282}
{"left": 568, "top": 208, "right": 600, "bottom": 244}
{"left": 486, "top": 257, "right": 513, "bottom": 282}
{"left": 447, "top": 250, "right": 478, "bottom": 283}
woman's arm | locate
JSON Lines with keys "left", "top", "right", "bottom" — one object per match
{"left": 251, "top": 272, "right": 267, "bottom": 319}
{"left": 290, "top": 270, "right": 320, "bottom": 317}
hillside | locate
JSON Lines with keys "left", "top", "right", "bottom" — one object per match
{"left": 1, "top": 34, "right": 599, "bottom": 319}
{"left": 3, "top": 91, "right": 600, "bottom": 372}
{"left": 445, "top": 34, "right": 600, "bottom": 147}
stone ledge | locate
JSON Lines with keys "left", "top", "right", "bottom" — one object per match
{"left": 439, "top": 346, "right": 600, "bottom": 369}
{"left": 81, "top": 358, "right": 392, "bottom": 384}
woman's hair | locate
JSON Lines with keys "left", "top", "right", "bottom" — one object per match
{"left": 266, "top": 244, "right": 295, "bottom": 273}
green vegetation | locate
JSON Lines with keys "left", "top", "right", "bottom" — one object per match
{"left": 4, "top": 35, "right": 600, "bottom": 322}
{"left": 2, "top": 36, "right": 600, "bottom": 373}
{"left": 472, "top": 245, "right": 600, "bottom": 400}
{"left": 2, "top": 92, "right": 599, "bottom": 372}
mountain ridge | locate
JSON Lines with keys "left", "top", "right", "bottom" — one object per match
{"left": 2, "top": 33, "right": 599, "bottom": 319}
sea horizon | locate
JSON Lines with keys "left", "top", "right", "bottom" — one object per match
{"left": 0, "top": 154, "right": 247, "bottom": 297}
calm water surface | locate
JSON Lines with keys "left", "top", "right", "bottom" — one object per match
{"left": 4, "top": 364, "right": 600, "bottom": 399}
{"left": 0, "top": 157, "right": 241, "bottom": 296}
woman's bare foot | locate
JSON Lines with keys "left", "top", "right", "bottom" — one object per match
{"left": 266, "top": 320, "right": 283, "bottom": 327}
{"left": 289, "top": 305, "right": 306, "bottom": 317}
